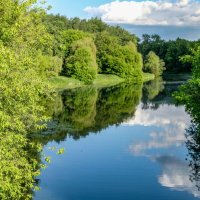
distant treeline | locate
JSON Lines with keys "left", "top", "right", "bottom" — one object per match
{"left": 43, "top": 14, "right": 200, "bottom": 79}
{"left": 139, "top": 34, "right": 200, "bottom": 73}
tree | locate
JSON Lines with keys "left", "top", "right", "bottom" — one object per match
{"left": 174, "top": 46, "right": 200, "bottom": 123}
{"left": 165, "top": 38, "right": 192, "bottom": 72}
{"left": 144, "top": 51, "right": 165, "bottom": 77}
{"left": 63, "top": 37, "right": 98, "bottom": 84}
{"left": 0, "top": 0, "right": 54, "bottom": 198}
{"left": 43, "top": 15, "right": 138, "bottom": 58}
{"left": 181, "top": 46, "right": 200, "bottom": 78}
{"left": 139, "top": 34, "right": 194, "bottom": 72}
{"left": 95, "top": 32, "right": 143, "bottom": 81}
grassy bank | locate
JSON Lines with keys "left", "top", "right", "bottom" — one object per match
{"left": 49, "top": 76, "right": 84, "bottom": 90}
{"left": 50, "top": 74, "right": 124, "bottom": 90}
{"left": 50, "top": 73, "right": 155, "bottom": 90}
{"left": 93, "top": 74, "right": 124, "bottom": 88}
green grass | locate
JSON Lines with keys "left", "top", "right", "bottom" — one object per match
{"left": 50, "top": 73, "right": 154, "bottom": 90}
{"left": 49, "top": 76, "right": 85, "bottom": 90}
{"left": 92, "top": 74, "right": 124, "bottom": 88}
{"left": 49, "top": 74, "right": 124, "bottom": 90}
{"left": 143, "top": 73, "right": 155, "bottom": 82}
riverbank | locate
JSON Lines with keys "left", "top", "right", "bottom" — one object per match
{"left": 50, "top": 73, "right": 155, "bottom": 90}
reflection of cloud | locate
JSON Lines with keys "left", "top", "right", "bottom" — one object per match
{"left": 126, "top": 104, "right": 190, "bottom": 155}
{"left": 124, "top": 104, "right": 189, "bottom": 128}
{"left": 157, "top": 156, "right": 200, "bottom": 198}
{"left": 126, "top": 104, "right": 199, "bottom": 198}
{"left": 84, "top": 0, "right": 200, "bottom": 26}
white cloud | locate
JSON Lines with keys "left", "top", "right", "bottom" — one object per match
{"left": 84, "top": 0, "right": 200, "bottom": 26}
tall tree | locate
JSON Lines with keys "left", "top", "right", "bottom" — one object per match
{"left": 144, "top": 51, "right": 165, "bottom": 77}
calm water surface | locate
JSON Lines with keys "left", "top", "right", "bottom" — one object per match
{"left": 35, "top": 76, "right": 200, "bottom": 200}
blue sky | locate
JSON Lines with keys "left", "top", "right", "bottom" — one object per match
{"left": 45, "top": 0, "right": 110, "bottom": 18}
{"left": 45, "top": 0, "right": 200, "bottom": 40}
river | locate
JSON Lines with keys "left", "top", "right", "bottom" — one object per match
{"left": 34, "top": 75, "right": 200, "bottom": 200}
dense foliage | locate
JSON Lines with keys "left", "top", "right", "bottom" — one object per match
{"left": 0, "top": 0, "right": 54, "bottom": 199}
{"left": 175, "top": 46, "right": 200, "bottom": 122}
{"left": 95, "top": 32, "right": 143, "bottom": 81}
{"left": 43, "top": 14, "right": 143, "bottom": 83}
{"left": 144, "top": 51, "right": 165, "bottom": 77}
{"left": 139, "top": 34, "right": 200, "bottom": 73}
{"left": 42, "top": 15, "right": 137, "bottom": 44}
{"left": 62, "top": 31, "right": 98, "bottom": 84}
{"left": 42, "top": 15, "right": 200, "bottom": 81}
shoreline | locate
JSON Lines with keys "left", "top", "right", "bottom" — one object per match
{"left": 49, "top": 73, "right": 155, "bottom": 90}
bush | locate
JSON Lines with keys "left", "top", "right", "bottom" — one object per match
{"left": 144, "top": 51, "right": 165, "bottom": 77}
{"left": 35, "top": 53, "right": 63, "bottom": 77}
{"left": 60, "top": 29, "right": 92, "bottom": 57}
{"left": 63, "top": 37, "right": 98, "bottom": 84}
{"left": 95, "top": 32, "right": 143, "bottom": 81}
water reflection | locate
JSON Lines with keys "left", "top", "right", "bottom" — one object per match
{"left": 127, "top": 78, "right": 200, "bottom": 198}
{"left": 142, "top": 77, "right": 165, "bottom": 110}
{"left": 34, "top": 76, "right": 200, "bottom": 200}
{"left": 146, "top": 77, "right": 200, "bottom": 196}
{"left": 39, "top": 83, "right": 142, "bottom": 143}
{"left": 128, "top": 104, "right": 190, "bottom": 155}
{"left": 127, "top": 103, "right": 200, "bottom": 198}
{"left": 157, "top": 155, "right": 200, "bottom": 198}
{"left": 142, "top": 77, "right": 181, "bottom": 109}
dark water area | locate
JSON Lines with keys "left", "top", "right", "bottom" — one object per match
{"left": 34, "top": 75, "right": 200, "bottom": 200}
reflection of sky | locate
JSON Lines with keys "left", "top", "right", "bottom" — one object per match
{"left": 125, "top": 104, "right": 190, "bottom": 155}
{"left": 36, "top": 102, "right": 199, "bottom": 200}
{"left": 157, "top": 155, "right": 200, "bottom": 198}
{"left": 124, "top": 104, "right": 200, "bottom": 198}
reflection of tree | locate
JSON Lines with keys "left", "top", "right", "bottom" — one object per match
{"left": 58, "top": 87, "right": 98, "bottom": 139}
{"left": 181, "top": 77, "right": 200, "bottom": 191}
{"left": 39, "top": 83, "right": 142, "bottom": 143}
{"left": 142, "top": 77, "right": 186, "bottom": 110}
{"left": 94, "top": 83, "right": 142, "bottom": 132}
{"left": 142, "top": 77, "right": 164, "bottom": 110}
{"left": 143, "top": 77, "right": 164, "bottom": 100}
{"left": 186, "top": 122, "right": 200, "bottom": 190}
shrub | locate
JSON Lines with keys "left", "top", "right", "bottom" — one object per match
{"left": 95, "top": 32, "right": 143, "bottom": 81}
{"left": 144, "top": 51, "right": 165, "bottom": 77}
{"left": 63, "top": 37, "right": 98, "bottom": 84}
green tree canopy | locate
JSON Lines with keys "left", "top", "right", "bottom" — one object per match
{"left": 95, "top": 32, "right": 143, "bottom": 81}
{"left": 144, "top": 51, "right": 165, "bottom": 77}
{"left": 175, "top": 45, "right": 200, "bottom": 123}
{"left": 0, "top": 0, "right": 54, "bottom": 198}
{"left": 61, "top": 31, "right": 98, "bottom": 84}
{"left": 139, "top": 34, "right": 195, "bottom": 72}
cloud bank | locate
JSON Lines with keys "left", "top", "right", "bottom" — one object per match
{"left": 84, "top": 0, "right": 200, "bottom": 26}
